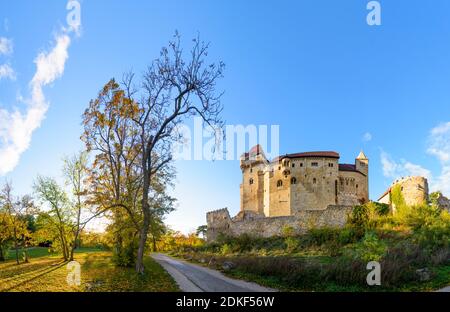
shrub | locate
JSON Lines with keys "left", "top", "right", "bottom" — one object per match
{"left": 285, "top": 237, "right": 300, "bottom": 253}
{"left": 221, "top": 243, "right": 233, "bottom": 255}
{"left": 282, "top": 226, "right": 295, "bottom": 237}
{"left": 306, "top": 227, "right": 340, "bottom": 246}
{"left": 337, "top": 226, "right": 360, "bottom": 245}
{"left": 351, "top": 232, "right": 387, "bottom": 262}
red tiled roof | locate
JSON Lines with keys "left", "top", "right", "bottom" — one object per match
{"left": 273, "top": 151, "right": 340, "bottom": 162}
{"left": 339, "top": 164, "right": 357, "bottom": 172}
{"left": 241, "top": 144, "right": 264, "bottom": 159}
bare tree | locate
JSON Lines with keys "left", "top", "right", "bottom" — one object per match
{"left": 63, "top": 151, "right": 105, "bottom": 261}
{"left": 129, "top": 32, "right": 225, "bottom": 273}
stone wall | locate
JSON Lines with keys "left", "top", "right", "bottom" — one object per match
{"left": 206, "top": 205, "right": 353, "bottom": 242}
{"left": 378, "top": 176, "right": 429, "bottom": 211}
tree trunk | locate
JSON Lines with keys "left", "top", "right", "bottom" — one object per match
{"left": 70, "top": 230, "right": 80, "bottom": 261}
{"left": 22, "top": 236, "right": 29, "bottom": 263}
{"left": 0, "top": 245, "right": 5, "bottom": 262}
{"left": 136, "top": 164, "right": 150, "bottom": 274}
{"left": 136, "top": 208, "right": 150, "bottom": 274}
{"left": 13, "top": 227, "right": 19, "bottom": 265}
{"left": 59, "top": 229, "right": 68, "bottom": 261}
{"left": 152, "top": 234, "right": 157, "bottom": 252}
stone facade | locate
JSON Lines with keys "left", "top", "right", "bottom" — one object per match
{"left": 206, "top": 145, "right": 366, "bottom": 241}
{"left": 240, "top": 145, "right": 369, "bottom": 217}
{"left": 206, "top": 206, "right": 353, "bottom": 241}
{"left": 378, "top": 176, "right": 429, "bottom": 212}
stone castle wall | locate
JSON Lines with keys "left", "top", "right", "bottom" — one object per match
{"left": 379, "top": 176, "right": 429, "bottom": 210}
{"left": 240, "top": 148, "right": 368, "bottom": 218}
{"left": 206, "top": 205, "right": 353, "bottom": 241}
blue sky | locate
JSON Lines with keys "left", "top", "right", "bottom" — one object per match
{"left": 1, "top": 0, "right": 450, "bottom": 233}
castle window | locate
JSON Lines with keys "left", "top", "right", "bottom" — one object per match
{"left": 300, "top": 163, "right": 304, "bottom": 167}
{"left": 278, "top": 166, "right": 281, "bottom": 170}
{"left": 356, "top": 184, "right": 359, "bottom": 189}
{"left": 311, "top": 162, "right": 319, "bottom": 167}
{"left": 291, "top": 177, "right": 297, "bottom": 185}
{"left": 277, "top": 180, "right": 283, "bottom": 188}
{"left": 292, "top": 163, "right": 295, "bottom": 168}
{"left": 329, "top": 163, "right": 334, "bottom": 167}
{"left": 250, "top": 168, "right": 253, "bottom": 173}
{"left": 313, "top": 178, "right": 317, "bottom": 184}
{"left": 249, "top": 178, "right": 254, "bottom": 185}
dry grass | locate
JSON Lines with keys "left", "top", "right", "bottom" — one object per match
{"left": 0, "top": 249, "right": 179, "bottom": 292}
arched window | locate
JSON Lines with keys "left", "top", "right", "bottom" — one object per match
{"left": 249, "top": 178, "right": 254, "bottom": 185}
{"left": 277, "top": 180, "right": 283, "bottom": 188}
{"left": 291, "top": 177, "right": 297, "bottom": 185}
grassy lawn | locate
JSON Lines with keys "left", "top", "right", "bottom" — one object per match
{"left": 0, "top": 247, "right": 179, "bottom": 292}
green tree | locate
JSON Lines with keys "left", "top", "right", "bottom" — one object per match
{"left": 34, "top": 176, "right": 72, "bottom": 261}
{"left": 196, "top": 225, "right": 207, "bottom": 239}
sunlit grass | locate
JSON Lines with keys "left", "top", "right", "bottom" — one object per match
{"left": 0, "top": 248, "right": 179, "bottom": 292}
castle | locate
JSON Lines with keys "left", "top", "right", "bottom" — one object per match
{"left": 239, "top": 145, "right": 369, "bottom": 216}
{"left": 206, "top": 146, "right": 369, "bottom": 241}
{"left": 206, "top": 145, "right": 449, "bottom": 241}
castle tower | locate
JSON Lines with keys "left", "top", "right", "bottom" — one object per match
{"left": 355, "top": 150, "right": 369, "bottom": 202}
{"left": 240, "top": 145, "right": 268, "bottom": 215}
{"left": 355, "top": 150, "right": 369, "bottom": 175}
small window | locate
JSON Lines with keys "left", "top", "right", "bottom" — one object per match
{"left": 313, "top": 178, "right": 317, "bottom": 184}
{"left": 250, "top": 168, "right": 253, "bottom": 173}
{"left": 278, "top": 166, "right": 281, "bottom": 170}
{"left": 292, "top": 163, "right": 295, "bottom": 168}
{"left": 291, "top": 177, "right": 297, "bottom": 185}
{"left": 311, "top": 162, "right": 318, "bottom": 167}
{"left": 300, "top": 163, "right": 304, "bottom": 167}
{"left": 249, "top": 178, "right": 254, "bottom": 185}
{"left": 356, "top": 184, "right": 359, "bottom": 189}
{"left": 277, "top": 180, "right": 283, "bottom": 187}
{"left": 329, "top": 163, "right": 334, "bottom": 167}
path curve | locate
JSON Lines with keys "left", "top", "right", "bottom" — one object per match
{"left": 151, "top": 253, "right": 276, "bottom": 292}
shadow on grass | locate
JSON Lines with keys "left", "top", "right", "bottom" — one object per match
{"left": 1, "top": 261, "right": 68, "bottom": 292}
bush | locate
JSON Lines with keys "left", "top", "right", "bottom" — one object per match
{"left": 221, "top": 243, "right": 233, "bottom": 255}
{"left": 285, "top": 237, "right": 300, "bottom": 253}
{"left": 305, "top": 227, "right": 340, "bottom": 246}
{"left": 350, "top": 232, "right": 387, "bottom": 262}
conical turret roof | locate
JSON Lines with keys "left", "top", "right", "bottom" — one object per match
{"left": 357, "top": 150, "right": 368, "bottom": 160}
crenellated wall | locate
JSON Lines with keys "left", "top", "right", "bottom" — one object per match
{"left": 206, "top": 205, "right": 353, "bottom": 242}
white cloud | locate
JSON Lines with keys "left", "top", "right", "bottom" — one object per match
{"left": 426, "top": 122, "right": 450, "bottom": 194}
{"left": 432, "top": 166, "right": 450, "bottom": 195}
{"left": 363, "top": 132, "right": 372, "bottom": 142}
{"left": 380, "top": 122, "right": 450, "bottom": 196}
{"left": 0, "top": 37, "right": 13, "bottom": 55}
{"left": 0, "top": 63, "right": 15, "bottom": 80}
{"left": 0, "top": 33, "right": 72, "bottom": 175}
{"left": 380, "top": 151, "right": 432, "bottom": 180}
{"left": 427, "top": 122, "right": 450, "bottom": 164}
